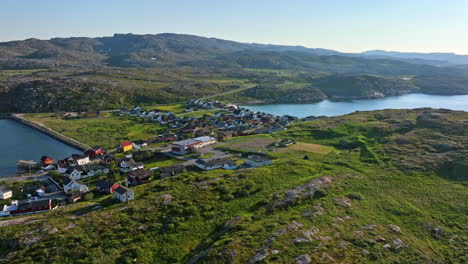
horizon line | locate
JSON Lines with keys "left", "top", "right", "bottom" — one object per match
{"left": 1, "top": 32, "right": 467, "bottom": 56}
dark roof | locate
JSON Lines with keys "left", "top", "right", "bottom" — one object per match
{"left": 102, "top": 154, "right": 115, "bottom": 160}
{"left": 247, "top": 155, "right": 271, "bottom": 163}
{"left": 161, "top": 164, "right": 185, "bottom": 173}
{"left": 71, "top": 154, "right": 87, "bottom": 160}
{"left": 66, "top": 165, "right": 84, "bottom": 174}
{"left": 17, "top": 199, "right": 50, "bottom": 211}
{"left": 0, "top": 186, "right": 11, "bottom": 192}
{"left": 84, "top": 164, "right": 107, "bottom": 171}
{"left": 63, "top": 177, "right": 73, "bottom": 186}
{"left": 195, "top": 158, "right": 234, "bottom": 167}
{"left": 91, "top": 145, "right": 102, "bottom": 150}
{"left": 122, "top": 159, "right": 143, "bottom": 169}
{"left": 115, "top": 185, "right": 133, "bottom": 195}
{"left": 63, "top": 177, "right": 86, "bottom": 187}
{"left": 129, "top": 169, "right": 150, "bottom": 178}
{"left": 96, "top": 180, "right": 116, "bottom": 189}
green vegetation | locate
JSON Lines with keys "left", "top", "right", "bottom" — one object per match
{"left": 0, "top": 108, "right": 466, "bottom": 263}
{"left": 22, "top": 113, "right": 164, "bottom": 148}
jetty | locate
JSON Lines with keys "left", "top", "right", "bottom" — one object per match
{"left": 16, "top": 160, "right": 39, "bottom": 170}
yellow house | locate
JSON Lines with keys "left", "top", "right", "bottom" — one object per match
{"left": 120, "top": 141, "right": 133, "bottom": 152}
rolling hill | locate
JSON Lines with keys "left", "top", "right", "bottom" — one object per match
{"left": 1, "top": 33, "right": 468, "bottom": 112}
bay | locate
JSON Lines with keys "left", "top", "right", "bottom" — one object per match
{"left": 0, "top": 119, "right": 79, "bottom": 177}
{"left": 242, "top": 94, "right": 468, "bottom": 118}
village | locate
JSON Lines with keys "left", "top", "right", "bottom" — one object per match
{"left": 0, "top": 100, "right": 299, "bottom": 217}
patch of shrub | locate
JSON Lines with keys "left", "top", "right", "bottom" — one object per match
{"left": 83, "top": 192, "right": 94, "bottom": 201}
{"left": 313, "top": 189, "right": 328, "bottom": 199}
{"left": 347, "top": 193, "right": 363, "bottom": 200}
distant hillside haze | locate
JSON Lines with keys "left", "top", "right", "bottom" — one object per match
{"left": 0, "top": 33, "right": 468, "bottom": 112}
{"left": 362, "top": 50, "right": 468, "bottom": 65}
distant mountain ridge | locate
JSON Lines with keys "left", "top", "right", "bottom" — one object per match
{"left": 362, "top": 50, "right": 468, "bottom": 65}
{"left": 1, "top": 33, "right": 468, "bottom": 112}
{"left": 2, "top": 33, "right": 468, "bottom": 68}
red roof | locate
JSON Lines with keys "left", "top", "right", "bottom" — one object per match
{"left": 121, "top": 141, "right": 132, "bottom": 147}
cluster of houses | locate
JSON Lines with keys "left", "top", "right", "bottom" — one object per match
{"left": 27, "top": 144, "right": 150, "bottom": 204}
{"left": 118, "top": 100, "right": 297, "bottom": 145}
{"left": 5, "top": 100, "right": 293, "bottom": 217}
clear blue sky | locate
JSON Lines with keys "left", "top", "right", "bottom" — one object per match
{"left": 2, "top": 0, "right": 468, "bottom": 54}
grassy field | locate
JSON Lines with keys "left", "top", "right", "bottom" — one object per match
{"left": 142, "top": 155, "right": 185, "bottom": 169}
{"left": 275, "top": 142, "right": 334, "bottom": 155}
{"left": 22, "top": 113, "right": 164, "bottom": 148}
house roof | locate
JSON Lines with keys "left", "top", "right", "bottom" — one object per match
{"left": 195, "top": 157, "right": 234, "bottom": 167}
{"left": 71, "top": 154, "right": 88, "bottom": 160}
{"left": 63, "top": 177, "right": 73, "bottom": 186}
{"left": 161, "top": 164, "right": 185, "bottom": 173}
{"left": 133, "top": 140, "right": 146, "bottom": 145}
{"left": 122, "top": 159, "right": 144, "bottom": 169}
{"left": 102, "top": 154, "right": 115, "bottom": 161}
{"left": 83, "top": 164, "right": 107, "bottom": 171}
{"left": 115, "top": 185, "right": 133, "bottom": 195}
{"left": 129, "top": 169, "right": 150, "bottom": 178}
{"left": 96, "top": 180, "right": 116, "bottom": 189}
{"left": 121, "top": 141, "right": 132, "bottom": 147}
{"left": 0, "top": 186, "right": 12, "bottom": 192}
{"left": 17, "top": 199, "right": 50, "bottom": 211}
{"left": 41, "top": 156, "right": 52, "bottom": 161}
{"left": 64, "top": 177, "right": 86, "bottom": 187}
{"left": 65, "top": 165, "right": 84, "bottom": 174}
{"left": 247, "top": 155, "right": 271, "bottom": 163}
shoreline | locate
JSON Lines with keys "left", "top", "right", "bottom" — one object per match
{"left": 237, "top": 92, "right": 468, "bottom": 106}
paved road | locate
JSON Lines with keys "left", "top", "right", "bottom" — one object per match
{"left": 158, "top": 142, "right": 233, "bottom": 167}
{"left": 200, "top": 85, "right": 255, "bottom": 100}
{"left": 1, "top": 172, "right": 49, "bottom": 182}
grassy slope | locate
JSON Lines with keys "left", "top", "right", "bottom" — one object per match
{"left": 22, "top": 113, "right": 163, "bottom": 149}
{"left": 0, "top": 109, "right": 466, "bottom": 264}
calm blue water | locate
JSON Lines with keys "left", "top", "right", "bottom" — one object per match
{"left": 0, "top": 119, "right": 79, "bottom": 177}
{"left": 242, "top": 94, "right": 468, "bottom": 118}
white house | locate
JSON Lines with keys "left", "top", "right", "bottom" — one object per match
{"left": 245, "top": 155, "right": 272, "bottom": 168}
{"left": 83, "top": 164, "right": 109, "bottom": 177}
{"left": 63, "top": 178, "right": 89, "bottom": 194}
{"left": 171, "top": 136, "right": 216, "bottom": 155}
{"left": 65, "top": 166, "right": 85, "bottom": 180}
{"left": 0, "top": 200, "right": 18, "bottom": 217}
{"left": 0, "top": 186, "right": 13, "bottom": 200}
{"left": 69, "top": 154, "right": 90, "bottom": 166}
{"left": 120, "top": 159, "right": 144, "bottom": 172}
{"left": 114, "top": 185, "right": 134, "bottom": 202}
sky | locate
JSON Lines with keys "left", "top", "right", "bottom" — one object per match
{"left": 1, "top": 0, "right": 468, "bottom": 54}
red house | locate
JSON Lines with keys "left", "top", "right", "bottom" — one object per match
{"left": 84, "top": 146, "right": 106, "bottom": 158}
{"left": 96, "top": 180, "right": 119, "bottom": 194}
{"left": 10, "top": 199, "right": 53, "bottom": 215}
{"left": 41, "top": 156, "right": 53, "bottom": 165}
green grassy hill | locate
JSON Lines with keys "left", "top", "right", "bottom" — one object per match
{"left": 0, "top": 108, "right": 466, "bottom": 263}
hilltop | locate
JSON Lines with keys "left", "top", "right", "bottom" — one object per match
{"left": 1, "top": 33, "right": 468, "bottom": 112}
{"left": 0, "top": 108, "right": 466, "bottom": 263}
